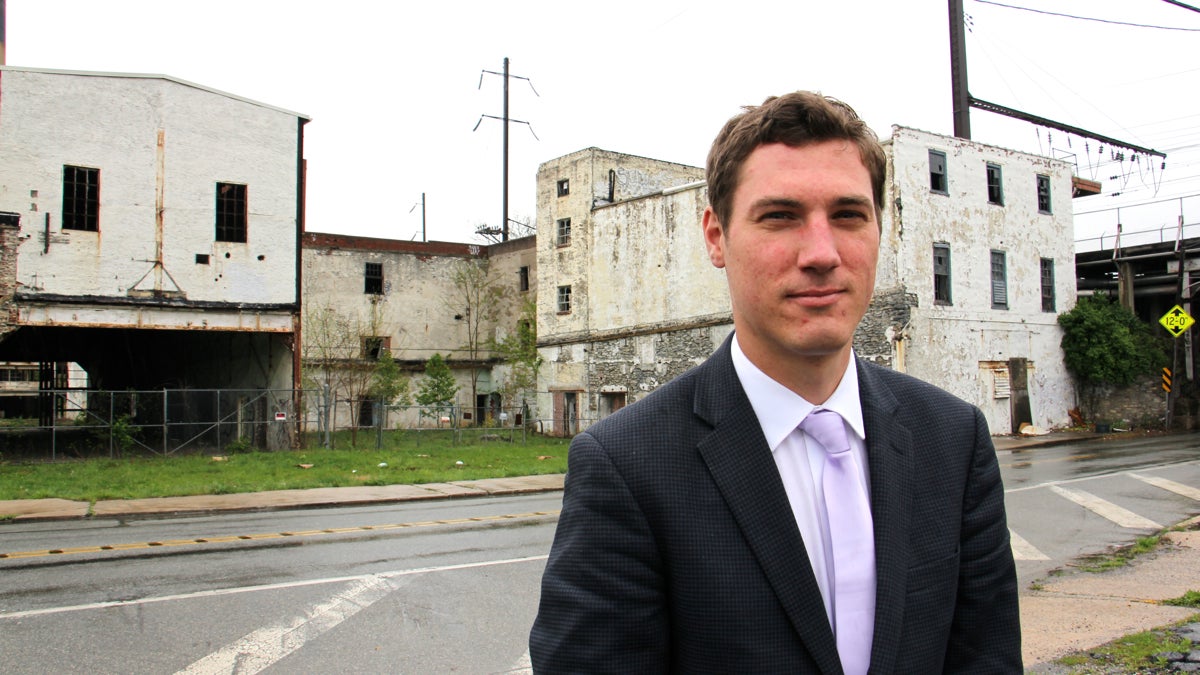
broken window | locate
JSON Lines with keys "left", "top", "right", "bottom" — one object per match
{"left": 557, "top": 179, "right": 570, "bottom": 197}
{"left": 556, "top": 218, "right": 572, "bottom": 247}
{"left": 986, "top": 163, "right": 1004, "bottom": 206}
{"left": 933, "top": 243, "right": 952, "bottom": 305}
{"left": 557, "top": 285, "right": 571, "bottom": 313}
{"left": 991, "top": 250, "right": 1008, "bottom": 309}
{"left": 519, "top": 265, "right": 530, "bottom": 292}
{"left": 929, "top": 150, "right": 947, "bottom": 194}
{"left": 62, "top": 165, "right": 100, "bottom": 231}
{"left": 361, "top": 335, "right": 390, "bottom": 359}
{"left": 215, "top": 182, "right": 247, "bottom": 242}
{"left": 1037, "top": 174, "right": 1052, "bottom": 214}
{"left": 1041, "top": 258, "right": 1055, "bottom": 312}
{"left": 364, "top": 262, "right": 384, "bottom": 295}
{"left": 599, "top": 392, "right": 626, "bottom": 419}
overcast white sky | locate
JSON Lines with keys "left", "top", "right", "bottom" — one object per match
{"left": 6, "top": 0, "right": 1200, "bottom": 246}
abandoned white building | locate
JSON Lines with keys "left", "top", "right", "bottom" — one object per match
{"left": 534, "top": 130, "right": 1078, "bottom": 436}
{"left": 300, "top": 232, "right": 536, "bottom": 428}
{"left": 535, "top": 148, "right": 707, "bottom": 434}
{"left": 0, "top": 66, "right": 307, "bottom": 443}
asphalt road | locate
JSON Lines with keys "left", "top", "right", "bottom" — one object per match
{"left": 0, "top": 434, "right": 1198, "bottom": 673}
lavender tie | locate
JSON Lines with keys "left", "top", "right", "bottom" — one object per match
{"left": 801, "top": 409, "right": 875, "bottom": 675}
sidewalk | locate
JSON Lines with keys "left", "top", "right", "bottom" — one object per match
{"left": 2, "top": 429, "right": 1197, "bottom": 669}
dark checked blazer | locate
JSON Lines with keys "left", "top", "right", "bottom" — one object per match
{"left": 530, "top": 334, "right": 1021, "bottom": 674}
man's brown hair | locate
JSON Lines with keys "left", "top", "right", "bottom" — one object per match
{"left": 705, "top": 91, "right": 886, "bottom": 228}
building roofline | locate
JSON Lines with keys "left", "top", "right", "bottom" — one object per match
{"left": 539, "top": 146, "right": 702, "bottom": 172}
{"left": 890, "top": 124, "right": 1073, "bottom": 169}
{"left": 0, "top": 65, "right": 310, "bottom": 120}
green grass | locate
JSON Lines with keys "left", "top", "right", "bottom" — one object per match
{"left": 1055, "top": 615, "right": 1198, "bottom": 672}
{"left": 0, "top": 431, "right": 571, "bottom": 502}
{"left": 1164, "top": 590, "right": 1200, "bottom": 608}
{"left": 1075, "top": 535, "right": 1163, "bottom": 573}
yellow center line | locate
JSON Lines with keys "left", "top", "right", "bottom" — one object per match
{"left": 0, "top": 510, "right": 560, "bottom": 561}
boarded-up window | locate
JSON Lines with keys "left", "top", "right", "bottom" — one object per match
{"left": 991, "top": 250, "right": 1008, "bottom": 309}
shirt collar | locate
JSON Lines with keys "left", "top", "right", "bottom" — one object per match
{"left": 730, "top": 334, "right": 866, "bottom": 451}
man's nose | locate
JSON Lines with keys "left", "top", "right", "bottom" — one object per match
{"left": 796, "top": 217, "right": 841, "bottom": 272}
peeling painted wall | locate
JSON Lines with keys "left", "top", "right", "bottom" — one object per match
{"left": 534, "top": 149, "right": 706, "bottom": 431}
{"left": 881, "top": 126, "right": 1077, "bottom": 432}
{"left": 535, "top": 130, "right": 1078, "bottom": 436}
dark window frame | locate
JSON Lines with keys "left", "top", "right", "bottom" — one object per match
{"left": 933, "top": 243, "right": 952, "bottom": 305}
{"left": 518, "top": 265, "right": 530, "bottom": 292}
{"left": 1036, "top": 174, "right": 1052, "bottom": 214}
{"left": 991, "top": 250, "right": 1008, "bottom": 309}
{"left": 62, "top": 165, "right": 100, "bottom": 232}
{"left": 557, "top": 179, "right": 570, "bottom": 197}
{"left": 1040, "top": 257, "right": 1056, "bottom": 312}
{"left": 557, "top": 285, "right": 572, "bottom": 314}
{"left": 929, "top": 150, "right": 948, "bottom": 194}
{"left": 215, "top": 182, "right": 248, "bottom": 242}
{"left": 986, "top": 163, "right": 1004, "bottom": 206}
{"left": 364, "top": 262, "right": 384, "bottom": 295}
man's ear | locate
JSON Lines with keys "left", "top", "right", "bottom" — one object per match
{"left": 702, "top": 207, "right": 726, "bottom": 269}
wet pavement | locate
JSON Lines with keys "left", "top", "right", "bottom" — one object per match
{"left": 2, "top": 428, "right": 1198, "bottom": 670}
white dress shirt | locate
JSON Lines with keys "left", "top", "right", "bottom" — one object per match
{"left": 730, "top": 335, "right": 873, "bottom": 628}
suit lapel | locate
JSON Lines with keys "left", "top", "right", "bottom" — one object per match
{"left": 857, "top": 361, "right": 914, "bottom": 675}
{"left": 693, "top": 339, "right": 844, "bottom": 675}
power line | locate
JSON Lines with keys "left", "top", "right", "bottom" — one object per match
{"left": 973, "top": 0, "right": 1200, "bottom": 31}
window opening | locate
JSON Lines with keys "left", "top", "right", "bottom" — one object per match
{"left": 62, "top": 165, "right": 99, "bottom": 231}
{"left": 557, "top": 285, "right": 572, "bottom": 313}
{"left": 215, "top": 182, "right": 247, "bottom": 242}
{"left": 1040, "top": 258, "right": 1055, "bottom": 312}
{"left": 991, "top": 250, "right": 1008, "bottom": 309}
{"left": 557, "top": 179, "right": 570, "bottom": 197}
{"left": 929, "top": 150, "right": 947, "bottom": 194}
{"left": 986, "top": 163, "right": 1004, "bottom": 206}
{"left": 1036, "top": 174, "right": 1052, "bottom": 214}
{"left": 519, "top": 266, "right": 530, "bottom": 292}
{"left": 364, "top": 262, "right": 384, "bottom": 295}
{"left": 933, "top": 244, "right": 952, "bottom": 305}
{"left": 556, "top": 218, "right": 572, "bottom": 246}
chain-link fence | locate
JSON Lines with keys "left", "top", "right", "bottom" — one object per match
{"left": 0, "top": 386, "right": 554, "bottom": 460}
{"left": 0, "top": 388, "right": 308, "bottom": 460}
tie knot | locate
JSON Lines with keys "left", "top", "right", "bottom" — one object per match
{"left": 801, "top": 409, "right": 850, "bottom": 456}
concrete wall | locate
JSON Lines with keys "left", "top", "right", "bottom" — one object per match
{"left": 534, "top": 149, "right": 706, "bottom": 433}
{"left": 301, "top": 234, "right": 536, "bottom": 426}
{"left": 0, "top": 67, "right": 302, "bottom": 307}
{"left": 881, "top": 126, "right": 1077, "bottom": 432}
{"left": 0, "top": 67, "right": 304, "bottom": 402}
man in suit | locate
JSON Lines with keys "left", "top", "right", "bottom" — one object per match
{"left": 530, "top": 91, "right": 1021, "bottom": 673}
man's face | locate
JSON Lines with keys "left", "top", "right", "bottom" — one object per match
{"left": 703, "top": 140, "right": 879, "bottom": 383}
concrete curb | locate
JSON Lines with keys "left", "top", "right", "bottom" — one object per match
{"left": 1, "top": 474, "right": 567, "bottom": 523}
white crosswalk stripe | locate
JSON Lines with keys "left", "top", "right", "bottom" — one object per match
{"left": 1128, "top": 473, "right": 1200, "bottom": 502}
{"left": 1008, "top": 529, "right": 1050, "bottom": 561}
{"left": 1048, "top": 485, "right": 1162, "bottom": 530}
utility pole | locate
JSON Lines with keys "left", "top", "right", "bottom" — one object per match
{"left": 475, "top": 58, "right": 538, "bottom": 242}
{"left": 948, "top": 0, "right": 971, "bottom": 139}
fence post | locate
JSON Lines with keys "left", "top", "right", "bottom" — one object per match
{"left": 162, "top": 389, "right": 169, "bottom": 455}
{"left": 375, "top": 401, "right": 383, "bottom": 449}
{"left": 323, "top": 383, "right": 332, "bottom": 449}
{"left": 216, "top": 389, "right": 222, "bottom": 454}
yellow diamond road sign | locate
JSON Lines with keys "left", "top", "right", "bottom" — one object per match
{"left": 1160, "top": 305, "right": 1195, "bottom": 338}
